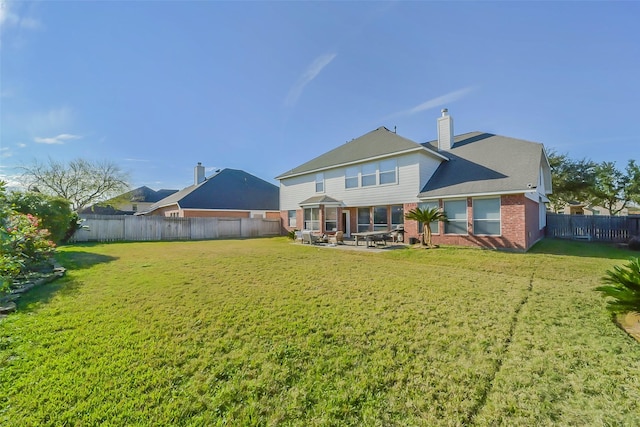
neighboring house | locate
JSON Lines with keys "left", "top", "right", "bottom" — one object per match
{"left": 559, "top": 201, "right": 631, "bottom": 216}
{"left": 138, "top": 163, "right": 280, "bottom": 219}
{"left": 276, "top": 110, "right": 552, "bottom": 251}
{"left": 81, "top": 186, "right": 178, "bottom": 215}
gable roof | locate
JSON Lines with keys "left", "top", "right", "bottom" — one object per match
{"left": 141, "top": 168, "right": 279, "bottom": 213}
{"left": 276, "top": 126, "right": 446, "bottom": 180}
{"left": 419, "top": 132, "right": 546, "bottom": 199}
{"left": 125, "top": 186, "right": 178, "bottom": 203}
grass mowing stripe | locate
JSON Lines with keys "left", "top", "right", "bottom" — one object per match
{"left": 465, "top": 273, "right": 535, "bottom": 426}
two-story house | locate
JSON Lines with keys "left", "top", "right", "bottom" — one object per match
{"left": 276, "top": 110, "right": 552, "bottom": 251}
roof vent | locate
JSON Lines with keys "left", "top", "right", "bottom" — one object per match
{"left": 437, "top": 108, "right": 454, "bottom": 151}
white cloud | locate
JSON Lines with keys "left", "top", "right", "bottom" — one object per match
{"left": 389, "top": 87, "right": 475, "bottom": 117}
{"left": 0, "top": 147, "right": 11, "bottom": 158}
{"left": 0, "top": 0, "right": 40, "bottom": 29}
{"left": 285, "top": 53, "right": 337, "bottom": 107}
{"left": 34, "top": 133, "right": 82, "bottom": 144}
{"left": 16, "top": 142, "right": 26, "bottom": 148}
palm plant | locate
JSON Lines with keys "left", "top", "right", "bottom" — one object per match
{"left": 404, "top": 207, "right": 447, "bottom": 248}
{"left": 596, "top": 257, "right": 640, "bottom": 315}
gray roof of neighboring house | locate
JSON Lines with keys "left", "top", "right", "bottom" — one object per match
{"left": 126, "top": 186, "right": 178, "bottom": 203}
{"left": 141, "top": 168, "right": 279, "bottom": 213}
{"left": 276, "top": 126, "right": 445, "bottom": 179}
{"left": 419, "top": 132, "right": 546, "bottom": 198}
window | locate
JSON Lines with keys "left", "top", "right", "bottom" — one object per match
{"left": 473, "top": 198, "right": 500, "bottom": 235}
{"left": 379, "top": 159, "right": 397, "bottom": 185}
{"left": 315, "top": 173, "right": 324, "bottom": 193}
{"left": 418, "top": 201, "right": 440, "bottom": 234}
{"left": 373, "top": 206, "right": 388, "bottom": 231}
{"left": 391, "top": 205, "right": 404, "bottom": 228}
{"left": 357, "top": 207, "right": 371, "bottom": 232}
{"left": 361, "top": 163, "right": 377, "bottom": 187}
{"left": 288, "top": 210, "right": 297, "bottom": 228}
{"left": 345, "top": 166, "right": 359, "bottom": 189}
{"left": 444, "top": 200, "right": 467, "bottom": 234}
{"left": 132, "top": 204, "right": 138, "bottom": 212}
{"left": 304, "top": 208, "right": 320, "bottom": 231}
{"left": 325, "top": 207, "right": 338, "bottom": 232}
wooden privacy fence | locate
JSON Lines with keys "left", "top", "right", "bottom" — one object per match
{"left": 546, "top": 213, "right": 640, "bottom": 242}
{"left": 70, "top": 215, "right": 282, "bottom": 243}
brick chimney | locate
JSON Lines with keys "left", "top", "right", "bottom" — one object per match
{"left": 194, "top": 162, "right": 205, "bottom": 185}
{"left": 437, "top": 108, "right": 454, "bottom": 151}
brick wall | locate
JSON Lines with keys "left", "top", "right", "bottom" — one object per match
{"left": 403, "top": 194, "right": 536, "bottom": 251}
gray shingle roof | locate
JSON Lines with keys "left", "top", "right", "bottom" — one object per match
{"left": 142, "top": 168, "right": 279, "bottom": 213}
{"left": 299, "top": 195, "right": 342, "bottom": 205}
{"left": 419, "top": 132, "right": 545, "bottom": 198}
{"left": 276, "top": 127, "right": 444, "bottom": 179}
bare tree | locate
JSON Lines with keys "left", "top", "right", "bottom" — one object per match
{"left": 21, "top": 158, "right": 130, "bottom": 211}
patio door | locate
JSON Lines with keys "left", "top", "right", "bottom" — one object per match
{"left": 342, "top": 210, "right": 350, "bottom": 237}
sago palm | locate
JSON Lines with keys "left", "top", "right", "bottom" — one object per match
{"left": 596, "top": 257, "right": 640, "bottom": 315}
{"left": 404, "top": 207, "right": 447, "bottom": 247}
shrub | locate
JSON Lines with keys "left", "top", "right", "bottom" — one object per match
{"left": 0, "top": 182, "right": 57, "bottom": 294}
{"left": 596, "top": 258, "right": 640, "bottom": 315}
{"left": 628, "top": 236, "right": 640, "bottom": 251}
{"left": 9, "top": 191, "right": 74, "bottom": 244}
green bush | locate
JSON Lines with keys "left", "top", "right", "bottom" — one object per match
{"left": 8, "top": 191, "right": 74, "bottom": 244}
{"left": 0, "top": 182, "right": 57, "bottom": 294}
{"left": 596, "top": 258, "right": 640, "bottom": 315}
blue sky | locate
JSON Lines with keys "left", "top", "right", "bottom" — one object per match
{"left": 1, "top": 1, "right": 638, "bottom": 192}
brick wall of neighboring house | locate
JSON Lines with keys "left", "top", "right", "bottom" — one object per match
{"left": 145, "top": 205, "right": 180, "bottom": 217}
{"left": 404, "top": 194, "right": 534, "bottom": 251}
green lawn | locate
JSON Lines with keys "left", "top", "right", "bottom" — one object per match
{"left": 1, "top": 238, "right": 639, "bottom": 426}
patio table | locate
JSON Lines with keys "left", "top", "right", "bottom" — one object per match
{"left": 352, "top": 230, "right": 390, "bottom": 247}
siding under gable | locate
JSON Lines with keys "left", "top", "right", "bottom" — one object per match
{"left": 279, "top": 152, "right": 442, "bottom": 209}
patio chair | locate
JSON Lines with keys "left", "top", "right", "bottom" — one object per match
{"left": 329, "top": 230, "right": 344, "bottom": 245}
{"left": 302, "top": 230, "right": 322, "bottom": 245}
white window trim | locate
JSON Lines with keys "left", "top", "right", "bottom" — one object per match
{"left": 472, "top": 197, "right": 501, "bottom": 236}
{"left": 315, "top": 173, "right": 325, "bottom": 193}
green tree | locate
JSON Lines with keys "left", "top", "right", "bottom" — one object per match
{"left": 590, "top": 160, "right": 640, "bottom": 216}
{"left": 8, "top": 190, "right": 75, "bottom": 244}
{"left": 21, "top": 157, "right": 130, "bottom": 211}
{"left": 405, "top": 207, "right": 447, "bottom": 248}
{"left": 546, "top": 150, "right": 596, "bottom": 212}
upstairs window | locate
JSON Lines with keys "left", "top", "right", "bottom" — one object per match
{"left": 315, "top": 173, "right": 324, "bottom": 193}
{"left": 361, "top": 163, "right": 377, "bottom": 187}
{"left": 379, "top": 159, "right": 397, "bottom": 185}
{"left": 345, "top": 166, "right": 359, "bottom": 189}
